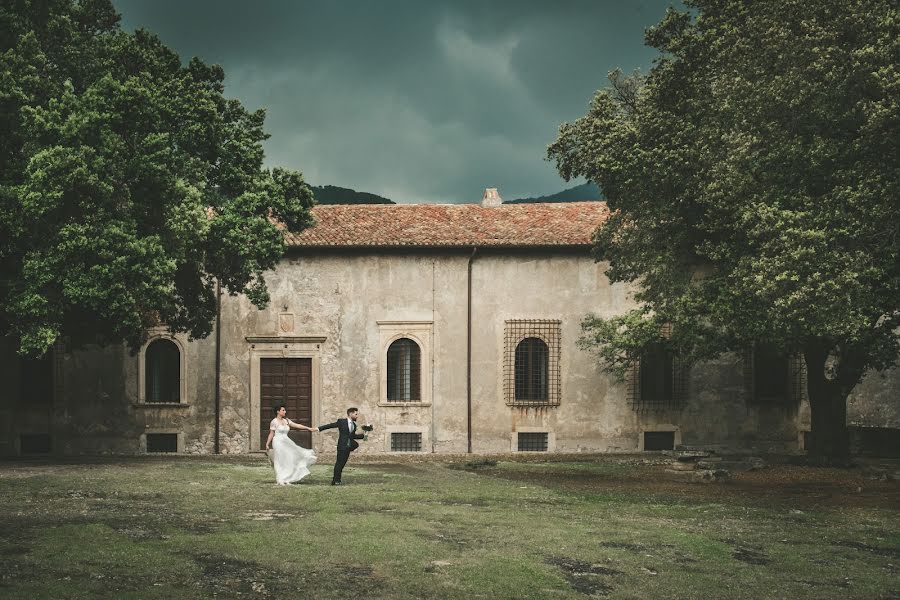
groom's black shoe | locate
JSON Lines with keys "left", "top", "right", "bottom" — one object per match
{"left": 331, "top": 481, "right": 342, "bottom": 486}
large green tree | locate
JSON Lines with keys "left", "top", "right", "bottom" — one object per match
{"left": 1, "top": 0, "right": 314, "bottom": 357}
{"left": 548, "top": 0, "right": 899, "bottom": 459}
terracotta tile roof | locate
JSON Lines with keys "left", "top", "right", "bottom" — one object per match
{"left": 285, "top": 202, "right": 608, "bottom": 248}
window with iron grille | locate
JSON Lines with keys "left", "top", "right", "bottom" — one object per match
{"left": 145, "top": 339, "right": 180, "bottom": 403}
{"left": 387, "top": 338, "right": 421, "bottom": 402}
{"left": 504, "top": 320, "right": 560, "bottom": 406}
{"left": 517, "top": 432, "right": 549, "bottom": 452}
{"left": 743, "top": 345, "right": 805, "bottom": 405}
{"left": 390, "top": 432, "right": 422, "bottom": 452}
{"left": 146, "top": 433, "right": 178, "bottom": 453}
{"left": 626, "top": 329, "right": 688, "bottom": 412}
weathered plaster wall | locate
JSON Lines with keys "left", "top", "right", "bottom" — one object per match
{"left": 0, "top": 331, "right": 218, "bottom": 456}
{"left": 0, "top": 338, "right": 54, "bottom": 455}
{"left": 468, "top": 253, "right": 805, "bottom": 455}
{"left": 2, "top": 247, "right": 898, "bottom": 457}
{"left": 216, "top": 252, "right": 472, "bottom": 456}
{"left": 217, "top": 249, "right": 824, "bottom": 457}
{"left": 469, "top": 252, "right": 627, "bottom": 453}
{"left": 58, "top": 334, "right": 218, "bottom": 455}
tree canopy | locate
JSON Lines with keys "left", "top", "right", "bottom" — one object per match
{"left": 548, "top": 0, "right": 899, "bottom": 458}
{"left": 0, "top": 0, "right": 314, "bottom": 357}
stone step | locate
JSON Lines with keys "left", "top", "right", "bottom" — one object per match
{"left": 662, "top": 450, "right": 711, "bottom": 461}
{"left": 667, "top": 461, "right": 696, "bottom": 471}
{"left": 697, "top": 458, "right": 765, "bottom": 471}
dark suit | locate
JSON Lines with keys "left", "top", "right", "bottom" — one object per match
{"left": 318, "top": 418, "right": 364, "bottom": 484}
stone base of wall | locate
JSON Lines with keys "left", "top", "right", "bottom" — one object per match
{"left": 849, "top": 426, "right": 900, "bottom": 458}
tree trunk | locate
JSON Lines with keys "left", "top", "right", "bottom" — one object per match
{"left": 803, "top": 346, "right": 850, "bottom": 461}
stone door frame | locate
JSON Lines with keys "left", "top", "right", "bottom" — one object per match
{"left": 247, "top": 336, "right": 326, "bottom": 453}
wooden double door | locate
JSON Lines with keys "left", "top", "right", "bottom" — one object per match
{"left": 260, "top": 358, "right": 313, "bottom": 450}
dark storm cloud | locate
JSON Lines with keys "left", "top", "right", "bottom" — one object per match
{"left": 113, "top": 0, "right": 676, "bottom": 203}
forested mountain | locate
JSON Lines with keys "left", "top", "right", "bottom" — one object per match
{"left": 505, "top": 182, "right": 602, "bottom": 204}
{"left": 312, "top": 182, "right": 602, "bottom": 205}
{"left": 311, "top": 185, "right": 395, "bottom": 205}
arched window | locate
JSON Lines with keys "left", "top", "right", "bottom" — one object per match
{"left": 515, "top": 337, "right": 548, "bottom": 402}
{"left": 387, "top": 338, "right": 421, "bottom": 402}
{"left": 145, "top": 339, "right": 180, "bottom": 403}
{"left": 504, "top": 320, "right": 560, "bottom": 406}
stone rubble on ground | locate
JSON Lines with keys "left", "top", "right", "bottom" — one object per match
{"left": 660, "top": 448, "right": 766, "bottom": 482}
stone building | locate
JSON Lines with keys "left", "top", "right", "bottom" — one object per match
{"left": 2, "top": 193, "right": 898, "bottom": 456}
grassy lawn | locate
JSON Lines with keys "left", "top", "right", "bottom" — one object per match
{"left": 1, "top": 455, "right": 898, "bottom": 599}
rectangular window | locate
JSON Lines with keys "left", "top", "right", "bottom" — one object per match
{"left": 640, "top": 343, "right": 674, "bottom": 404}
{"left": 19, "top": 352, "right": 54, "bottom": 405}
{"left": 755, "top": 348, "right": 788, "bottom": 401}
{"left": 20, "top": 433, "right": 51, "bottom": 454}
{"left": 744, "top": 345, "right": 804, "bottom": 405}
{"left": 627, "top": 326, "right": 688, "bottom": 412}
{"left": 504, "top": 320, "right": 561, "bottom": 406}
{"left": 146, "top": 433, "right": 178, "bottom": 453}
{"left": 643, "top": 431, "right": 675, "bottom": 451}
{"left": 517, "top": 432, "right": 549, "bottom": 452}
{"left": 390, "top": 432, "right": 422, "bottom": 452}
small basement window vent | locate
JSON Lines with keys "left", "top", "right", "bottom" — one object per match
{"left": 390, "top": 432, "right": 422, "bottom": 452}
{"left": 643, "top": 431, "right": 675, "bottom": 451}
{"left": 517, "top": 432, "right": 549, "bottom": 452}
{"left": 146, "top": 433, "right": 178, "bottom": 453}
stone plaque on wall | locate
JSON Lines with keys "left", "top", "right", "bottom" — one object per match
{"left": 279, "top": 313, "right": 294, "bottom": 334}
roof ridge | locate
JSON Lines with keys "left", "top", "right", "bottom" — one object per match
{"left": 288, "top": 201, "right": 609, "bottom": 248}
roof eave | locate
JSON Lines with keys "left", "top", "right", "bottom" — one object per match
{"left": 284, "top": 243, "right": 594, "bottom": 253}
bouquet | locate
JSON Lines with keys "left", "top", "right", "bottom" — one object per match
{"left": 361, "top": 424, "right": 374, "bottom": 441}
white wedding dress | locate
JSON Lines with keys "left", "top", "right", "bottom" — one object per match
{"left": 270, "top": 419, "right": 317, "bottom": 484}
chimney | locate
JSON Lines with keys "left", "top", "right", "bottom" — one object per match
{"left": 481, "top": 187, "right": 502, "bottom": 207}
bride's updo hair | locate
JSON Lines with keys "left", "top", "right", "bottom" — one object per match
{"left": 273, "top": 405, "right": 287, "bottom": 415}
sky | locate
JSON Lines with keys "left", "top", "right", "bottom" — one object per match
{"left": 113, "top": 0, "right": 678, "bottom": 204}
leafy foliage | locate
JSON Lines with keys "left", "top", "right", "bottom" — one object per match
{"left": 0, "top": 0, "right": 314, "bottom": 356}
{"left": 548, "top": 0, "right": 899, "bottom": 457}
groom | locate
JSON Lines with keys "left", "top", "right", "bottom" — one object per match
{"left": 317, "top": 407, "right": 365, "bottom": 486}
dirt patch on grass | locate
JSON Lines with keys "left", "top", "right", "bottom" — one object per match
{"left": 833, "top": 540, "right": 900, "bottom": 558}
{"left": 597, "top": 541, "right": 648, "bottom": 552}
{"left": 431, "top": 498, "right": 492, "bottom": 507}
{"left": 193, "top": 554, "right": 385, "bottom": 597}
{"left": 329, "top": 463, "right": 425, "bottom": 486}
{"left": 413, "top": 526, "right": 485, "bottom": 550}
{"left": 546, "top": 556, "right": 620, "bottom": 596}
{"left": 547, "top": 556, "right": 622, "bottom": 577}
{"left": 241, "top": 510, "right": 302, "bottom": 521}
{"left": 471, "top": 459, "right": 900, "bottom": 510}
{"left": 731, "top": 546, "right": 770, "bottom": 565}
{"left": 364, "top": 463, "right": 425, "bottom": 475}
{"left": 194, "top": 552, "right": 294, "bottom": 597}
{"left": 447, "top": 459, "right": 498, "bottom": 471}
{"left": 794, "top": 578, "right": 852, "bottom": 589}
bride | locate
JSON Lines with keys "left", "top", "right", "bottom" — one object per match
{"left": 264, "top": 405, "right": 318, "bottom": 485}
